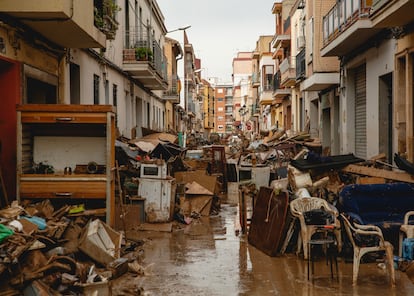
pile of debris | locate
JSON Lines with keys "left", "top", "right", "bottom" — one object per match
{"left": 0, "top": 200, "right": 147, "bottom": 295}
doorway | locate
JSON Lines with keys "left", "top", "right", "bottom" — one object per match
{"left": 0, "top": 58, "right": 20, "bottom": 199}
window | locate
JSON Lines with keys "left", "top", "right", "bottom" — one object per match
{"left": 218, "top": 107, "right": 224, "bottom": 112}
{"left": 217, "top": 98, "right": 224, "bottom": 102}
{"left": 113, "top": 84, "right": 118, "bottom": 106}
{"left": 70, "top": 63, "right": 80, "bottom": 104}
{"left": 93, "top": 74, "right": 100, "bottom": 104}
{"left": 27, "top": 77, "right": 57, "bottom": 104}
{"left": 24, "top": 64, "right": 57, "bottom": 104}
{"left": 263, "top": 65, "right": 274, "bottom": 90}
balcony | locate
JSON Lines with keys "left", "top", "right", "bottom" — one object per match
{"left": 163, "top": 76, "right": 180, "bottom": 103}
{"left": 252, "top": 72, "right": 260, "bottom": 88}
{"left": 272, "top": 34, "right": 291, "bottom": 51}
{"left": 321, "top": 0, "right": 380, "bottom": 57}
{"left": 370, "top": 0, "right": 414, "bottom": 28}
{"left": 0, "top": 0, "right": 107, "bottom": 48}
{"left": 122, "top": 27, "right": 168, "bottom": 90}
{"left": 250, "top": 103, "right": 261, "bottom": 117}
{"left": 303, "top": 73, "right": 340, "bottom": 91}
{"left": 272, "top": 72, "right": 291, "bottom": 102}
{"left": 280, "top": 57, "right": 296, "bottom": 87}
{"left": 296, "top": 48, "right": 306, "bottom": 81}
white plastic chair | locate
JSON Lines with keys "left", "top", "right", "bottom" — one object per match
{"left": 290, "top": 197, "right": 342, "bottom": 260}
{"left": 341, "top": 213, "right": 395, "bottom": 286}
{"left": 399, "top": 210, "right": 414, "bottom": 257}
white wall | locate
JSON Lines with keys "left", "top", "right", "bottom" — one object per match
{"left": 340, "top": 38, "right": 395, "bottom": 158}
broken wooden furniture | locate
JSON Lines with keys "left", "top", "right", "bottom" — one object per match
{"left": 340, "top": 213, "right": 395, "bottom": 286}
{"left": 16, "top": 104, "right": 116, "bottom": 225}
{"left": 247, "top": 187, "right": 289, "bottom": 256}
{"left": 338, "top": 183, "right": 414, "bottom": 248}
{"left": 399, "top": 211, "right": 414, "bottom": 257}
{"left": 289, "top": 197, "right": 342, "bottom": 260}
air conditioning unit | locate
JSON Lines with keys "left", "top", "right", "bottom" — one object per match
{"left": 297, "top": 36, "right": 305, "bottom": 50}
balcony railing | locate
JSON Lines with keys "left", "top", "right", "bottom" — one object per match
{"left": 322, "top": 0, "right": 372, "bottom": 46}
{"left": 296, "top": 48, "right": 306, "bottom": 81}
{"left": 250, "top": 103, "right": 261, "bottom": 116}
{"left": 122, "top": 26, "right": 168, "bottom": 90}
{"left": 273, "top": 72, "right": 281, "bottom": 91}
{"left": 252, "top": 72, "right": 260, "bottom": 88}
{"left": 163, "top": 76, "right": 180, "bottom": 102}
{"left": 280, "top": 57, "right": 296, "bottom": 87}
{"left": 284, "top": 16, "right": 291, "bottom": 33}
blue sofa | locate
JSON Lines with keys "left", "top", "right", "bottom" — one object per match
{"left": 338, "top": 183, "right": 414, "bottom": 248}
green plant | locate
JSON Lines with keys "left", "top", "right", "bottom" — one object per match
{"left": 135, "top": 47, "right": 153, "bottom": 61}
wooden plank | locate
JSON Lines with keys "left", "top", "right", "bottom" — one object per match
{"left": 343, "top": 164, "right": 414, "bottom": 183}
{"left": 138, "top": 222, "right": 173, "bottom": 232}
{"left": 16, "top": 104, "right": 115, "bottom": 113}
{"left": 357, "top": 176, "right": 386, "bottom": 184}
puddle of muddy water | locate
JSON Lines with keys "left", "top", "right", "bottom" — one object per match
{"left": 115, "top": 203, "right": 414, "bottom": 296}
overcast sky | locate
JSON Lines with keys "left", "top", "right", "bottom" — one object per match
{"left": 157, "top": 0, "right": 275, "bottom": 83}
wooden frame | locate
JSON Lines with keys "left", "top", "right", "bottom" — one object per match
{"left": 16, "top": 104, "right": 116, "bottom": 225}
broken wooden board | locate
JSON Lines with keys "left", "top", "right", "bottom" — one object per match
{"left": 180, "top": 195, "right": 212, "bottom": 216}
{"left": 185, "top": 181, "right": 213, "bottom": 195}
{"left": 343, "top": 164, "right": 414, "bottom": 183}
{"left": 138, "top": 222, "right": 173, "bottom": 232}
{"left": 248, "top": 187, "right": 289, "bottom": 256}
{"left": 357, "top": 176, "right": 386, "bottom": 184}
{"left": 114, "top": 204, "right": 144, "bottom": 231}
{"left": 174, "top": 170, "right": 218, "bottom": 194}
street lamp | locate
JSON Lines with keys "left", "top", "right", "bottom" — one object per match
{"left": 166, "top": 25, "right": 191, "bottom": 34}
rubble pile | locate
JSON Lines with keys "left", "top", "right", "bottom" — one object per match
{"left": 0, "top": 200, "right": 146, "bottom": 295}
{"left": 3, "top": 128, "right": 414, "bottom": 292}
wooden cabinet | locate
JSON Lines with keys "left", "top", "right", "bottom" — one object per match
{"left": 16, "top": 104, "right": 116, "bottom": 225}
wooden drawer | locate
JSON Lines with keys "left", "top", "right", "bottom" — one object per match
{"left": 20, "top": 177, "right": 107, "bottom": 199}
{"left": 20, "top": 112, "right": 108, "bottom": 124}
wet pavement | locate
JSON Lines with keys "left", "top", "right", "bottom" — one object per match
{"left": 115, "top": 203, "right": 414, "bottom": 296}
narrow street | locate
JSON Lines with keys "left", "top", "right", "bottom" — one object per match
{"left": 112, "top": 203, "right": 414, "bottom": 296}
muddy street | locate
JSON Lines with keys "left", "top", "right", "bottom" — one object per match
{"left": 114, "top": 203, "right": 414, "bottom": 296}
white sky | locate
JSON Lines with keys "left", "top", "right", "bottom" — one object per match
{"left": 157, "top": 0, "right": 275, "bottom": 83}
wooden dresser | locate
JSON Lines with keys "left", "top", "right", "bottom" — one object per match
{"left": 16, "top": 104, "right": 116, "bottom": 225}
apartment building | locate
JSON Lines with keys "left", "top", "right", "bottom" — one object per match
{"left": 271, "top": 0, "right": 296, "bottom": 133}
{"left": 299, "top": 0, "right": 340, "bottom": 154}
{"left": 232, "top": 52, "right": 255, "bottom": 133}
{"left": 213, "top": 82, "right": 233, "bottom": 136}
{"left": 199, "top": 79, "right": 215, "bottom": 138}
{"left": 0, "top": 0, "right": 181, "bottom": 197}
{"left": 164, "top": 37, "right": 183, "bottom": 133}
{"left": 252, "top": 35, "right": 274, "bottom": 133}
{"left": 320, "top": 0, "right": 414, "bottom": 162}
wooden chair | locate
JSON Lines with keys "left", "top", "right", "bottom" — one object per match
{"left": 399, "top": 210, "right": 414, "bottom": 257}
{"left": 340, "top": 213, "right": 395, "bottom": 286}
{"left": 290, "top": 197, "right": 342, "bottom": 260}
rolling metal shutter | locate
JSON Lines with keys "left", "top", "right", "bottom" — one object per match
{"left": 355, "top": 64, "right": 367, "bottom": 159}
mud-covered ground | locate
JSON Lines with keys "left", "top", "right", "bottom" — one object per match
{"left": 113, "top": 203, "right": 414, "bottom": 296}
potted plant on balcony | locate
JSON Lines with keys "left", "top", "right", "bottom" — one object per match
{"left": 94, "top": 0, "right": 121, "bottom": 40}
{"left": 135, "top": 47, "right": 153, "bottom": 61}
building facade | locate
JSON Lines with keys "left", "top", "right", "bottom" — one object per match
{"left": 0, "top": 0, "right": 182, "bottom": 198}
